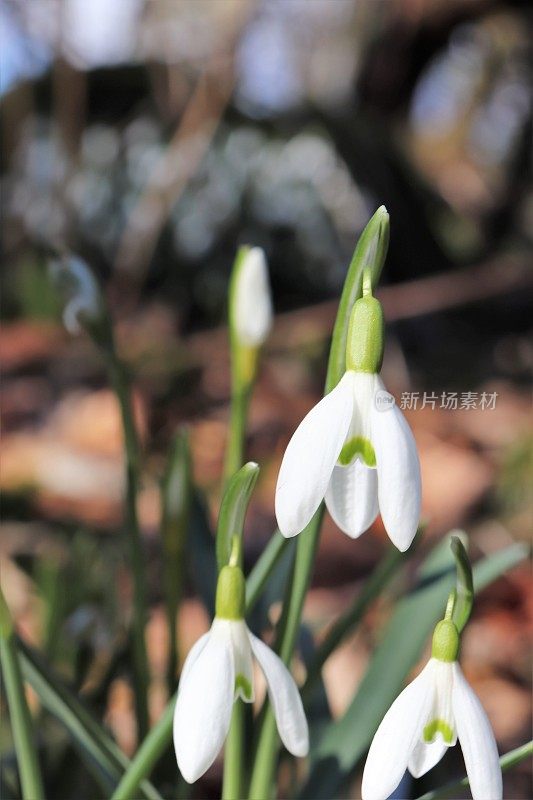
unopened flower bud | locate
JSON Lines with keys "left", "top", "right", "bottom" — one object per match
{"left": 231, "top": 247, "right": 273, "bottom": 348}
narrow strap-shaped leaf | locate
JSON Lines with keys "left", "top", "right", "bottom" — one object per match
{"left": 161, "top": 430, "right": 191, "bottom": 690}
{"left": 415, "top": 740, "right": 533, "bottom": 800}
{"left": 0, "top": 592, "right": 44, "bottom": 800}
{"left": 299, "top": 540, "right": 528, "bottom": 799}
{"left": 104, "top": 344, "right": 150, "bottom": 738}
{"left": 18, "top": 641, "right": 162, "bottom": 800}
{"left": 216, "top": 461, "right": 259, "bottom": 570}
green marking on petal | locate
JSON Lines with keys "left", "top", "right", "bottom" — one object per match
{"left": 235, "top": 674, "right": 253, "bottom": 700}
{"left": 338, "top": 436, "right": 376, "bottom": 467}
{"left": 423, "top": 718, "right": 455, "bottom": 744}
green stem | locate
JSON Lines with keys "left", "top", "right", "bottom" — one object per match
{"left": 248, "top": 508, "right": 324, "bottom": 800}
{"left": 223, "top": 702, "right": 245, "bottom": 800}
{"left": 105, "top": 350, "right": 150, "bottom": 739}
{"left": 110, "top": 701, "right": 176, "bottom": 800}
{"left": 222, "top": 384, "right": 252, "bottom": 798}
{"left": 415, "top": 741, "right": 533, "bottom": 800}
{"left": 0, "top": 590, "right": 44, "bottom": 800}
{"left": 223, "top": 385, "right": 250, "bottom": 485}
{"left": 245, "top": 531, "right": 289, "bottom": 612}
{"left": 161, "top": 432, "right": 191, "bottom": 693}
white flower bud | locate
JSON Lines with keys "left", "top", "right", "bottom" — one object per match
{"left": 232, "top": 247, "right": 273, "bottom": 347}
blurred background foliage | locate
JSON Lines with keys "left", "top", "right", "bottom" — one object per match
{"left": 0, "top": 1, "right": 532, "bottom": 799}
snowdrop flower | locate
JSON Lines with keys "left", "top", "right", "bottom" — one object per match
{"left": 230, "top": 246, "right": 273, "bottom": 348}
{"left": 275, "top": 279, "right": 421, "bottom": 551}
{"left": 50, "top": 255, "right": 103, "bottom": 335}
{"left": 362, "top": 619, "right": 502, "bottom": 800}
{"left": 173, "top": 562, "right": 308, "bottom": 783}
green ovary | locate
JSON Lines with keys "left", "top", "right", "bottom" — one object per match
{"left": 423, "top": 718, "right": 454, "bottom": 744}
{"left": 235, "top": 674, "right": 252, "bottom": 700}
{"left": 338, "top": 436, "right": 376, "bottom": 467}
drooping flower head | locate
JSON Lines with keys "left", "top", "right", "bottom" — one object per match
{"left": 173, "top": 559, "right": 308, "bottom": 783}
{"left": 50, "top": 255, "right": 105, "bottom": 336}
{"left": 275, "top": 271, "right": 421, "bottom": 550}
{"left": 362, "top": 617, "right": 502, "bottom": 800}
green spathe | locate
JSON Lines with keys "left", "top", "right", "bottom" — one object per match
{"left": 345, "top": 295, "right": 384, "bottom": 374}
{"left": 215, "top": 565, "right": 246, "bottom": 620}
{"left": 431, "top": 619, "right": 460, "bottom": 662}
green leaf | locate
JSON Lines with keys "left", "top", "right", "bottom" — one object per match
{"left": 299, "top": 539, "right": 528, "bottom": 799}
{"left": 415, "top": 740, "right": 533, "bottom": 800}
{"left": 0, "top": 591, "right": 44, "bottom": 800}
{"left": 161, "top": 430, "right": 191, "bottom": 690}
{"left": 216, "top": 461, "right": 259, "bottom": 571}
{"left": 450, "top": 534, "right": 474, "bottom": 632}
{"left": 325, "top": 205, "right": 389, "bottom": 393}
{"left": 18, "top": 641, "right": 162, "bottom": 800}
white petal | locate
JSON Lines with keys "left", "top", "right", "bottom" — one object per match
{"left": 233, "top": 247, "right": 273, "bottom": 347}
{"left": 249, "top": 632, "right": 309, "bottom": 758}
{"left": 408, "top": 739, "right": 448, "bottom": 778}
{"left": 178, "top": 632, "right": 210, "bottom": 687}
{"left": 362, "top": 661, "right": 435, "bottom": 800}
{"left": 275, "top": 372, "right": 354, "bottom": 537}
{"left": 173, "top": 622, "right": 235, "bottom": 783}
{"left": 228, "top": 620, "right": 255, "bottom": 702}
{"left": 371, "top": 378, "right": 421, "bottom": 551}
{"left": 452, "top": 663, "right": 502, "bottom": 800}
{"left": 325, "top": 460, "right": 379, "bottom": 538}
{"left": 408, "top": 660, "right": 455, "bottom": 777}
